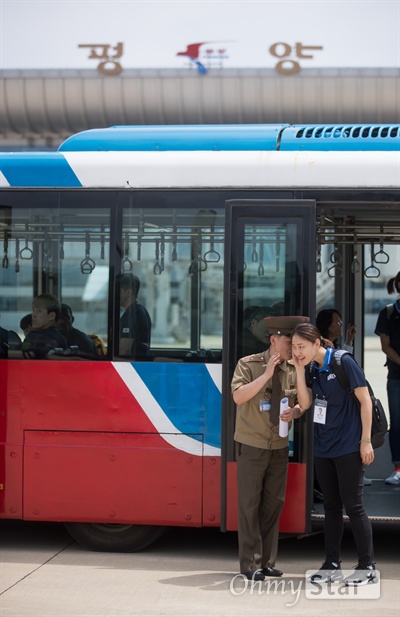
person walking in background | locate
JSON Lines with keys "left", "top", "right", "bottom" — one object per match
{"left": 292, "top": 323, "right": 375, "bottom": 587}
{"left": 231, "top": 316, "right": 309, "bottom": 582}
{"left": 316, "top": 308, "right": 356, "bottom": 353}
{"left": 374, "top": 271, "right": 400, "bottom": 486}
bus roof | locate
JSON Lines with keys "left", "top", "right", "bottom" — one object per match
{"left": 57, "top": 124, "right": 400, "bottom": 153}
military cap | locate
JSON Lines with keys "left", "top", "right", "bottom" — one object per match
{"left": 264, "top": 315, "right": 310, "bottom": 336}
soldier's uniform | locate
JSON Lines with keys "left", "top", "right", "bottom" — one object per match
{"left": 231, "top": 316, "right": 309, "bottom": 577}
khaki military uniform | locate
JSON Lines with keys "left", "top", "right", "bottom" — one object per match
{"left": 231, "top": 349, "right": 298, "bottom": 574}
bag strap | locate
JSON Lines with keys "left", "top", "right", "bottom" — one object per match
{"left": 330, "top": 349, "right": 352, "bottom": 393}
{"left": 331, "top": 349, "right": 374, "bottom": 401}
{"left": 386, "top": 303, "right": 394, "bottom": 319}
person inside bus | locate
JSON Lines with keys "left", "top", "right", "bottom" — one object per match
{"left": 241, "top": 306, "right": 273, "bottom": 357}
{"left": 231, "top": 315, "right": 309, "bottom": 582}
{"left": 374, "top": 271, "right": 400, "bottom": 486}
{"left": 56, "top": 304, "right": 97, "bottom": 357}
{"left": 0, "top": 325, "right": 9, "bottom": 358}
{"left": 117, "top": 273, "right": 151, "bottom": 356}
{"left": 22, "top": 293, "right": 68, "bottom": 358}
{"left": 0, "top": 322, "right": 22, "bottom": 356}
{"left": 316, "top": 308, "right": 356, "bottom": 353}
{"left": 20, "top": 313, "right": 32, "bottom": 337}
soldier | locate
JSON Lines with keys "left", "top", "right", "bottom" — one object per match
{"left": 231, "top": 315, "right": 309, "bottom": 581}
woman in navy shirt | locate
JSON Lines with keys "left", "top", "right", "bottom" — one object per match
{"left": 291, "top": 323, "right": 375, "bottom": 587}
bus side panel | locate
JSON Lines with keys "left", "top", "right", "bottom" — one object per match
{"left": 225, "top": 461, "right": 307, "bottom": 534}
{"left": 23, "top": 431, "right": 202, "bottom": 525}
{"left": 0, "top": 445, "right": 23, "bottom": 518}
{"left": 202, "top": 456, "right": 221, "bottom": 526}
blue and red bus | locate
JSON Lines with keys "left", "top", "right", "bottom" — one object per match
{"left": 0, "top": 124, "right": 399, "bottom": 551}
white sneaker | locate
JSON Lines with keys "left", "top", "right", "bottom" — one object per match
{"left": 344, "top": 564, "right": 376, "bottom": 586}
{"left": 385, "top": 470, "right": 400, "bottom": 485}
{"left": 309, "top": 561, "right": 343, "bottom": 583}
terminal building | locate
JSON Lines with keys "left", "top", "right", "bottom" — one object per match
{"left": 1, "top": 67, "right": 399, "bottom": 150}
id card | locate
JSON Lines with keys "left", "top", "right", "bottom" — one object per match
{"left": 259, "top": 400, "right": 271, "bottom": 413}
{"left": 313, "top": 398, "right": 327, "bottom": 424}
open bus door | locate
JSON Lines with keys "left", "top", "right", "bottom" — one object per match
{"left": 221, "top": 199, "right": 317, "bottom": 535}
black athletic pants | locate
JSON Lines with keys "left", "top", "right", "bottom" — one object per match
{"left": 314, "top": 451, "right": 374, "bottom": 567}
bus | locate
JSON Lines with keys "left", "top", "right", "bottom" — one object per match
{"left": 0, "top": 124, "right": 399, "bottom": 552}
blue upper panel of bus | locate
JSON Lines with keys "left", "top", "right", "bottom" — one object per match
{"left": 58, "top": 124, "right": 289, "bottom": 152}
{"left": 57, "top": 124, "right": 400, "bottom": 152}
{"left": 0, "top": 153, "right": 82, "bottom": 187}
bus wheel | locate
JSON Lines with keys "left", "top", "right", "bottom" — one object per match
{"left": 64, "top": 522, "right": 166, "bottom": 552}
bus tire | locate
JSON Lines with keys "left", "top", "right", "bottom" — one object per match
{"left": 64, "top": 522, "right": 166, "bottom": 552}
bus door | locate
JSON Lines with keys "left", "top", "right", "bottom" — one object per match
{"left": 221, "top": 199, "right": 316, "bottom": 534}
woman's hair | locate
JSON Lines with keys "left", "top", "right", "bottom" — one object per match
{"left": 387, "top": 271, "right": 400, "bottom": 295}
{"left": 316, "top": 309, "right": 341, "bottom": 339}
{"left": 292, "top": 322, "right": 331, "bottom": 349}
{"left": 292, "top": 323, "right": 321, "bottom": 342}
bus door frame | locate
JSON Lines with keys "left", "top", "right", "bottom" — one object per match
{"left": 220, "top": 199, "right": 317, "bottom": 534}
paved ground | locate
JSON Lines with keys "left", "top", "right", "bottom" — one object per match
{"left": 1, "top": 520, "right": 399, "bottom": 617}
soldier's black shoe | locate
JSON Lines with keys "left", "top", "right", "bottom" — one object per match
{"left": 261, "top": 566, "right": 283, "bottom": 577}
{"left": 244, "top": 570, "right": 265, "bottom": 581}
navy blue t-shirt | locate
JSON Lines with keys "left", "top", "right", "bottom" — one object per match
{"left": 306, "top": 349, "right": 368, "bottom": 458}
{"left": 120, "top": 302, "right": 151, "bottom": 356}
{"left": 374, "top": 301, "right": 400, "bottom": 379}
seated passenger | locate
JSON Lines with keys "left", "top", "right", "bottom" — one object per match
{"left": 22, "top": 294, "right": 67, "bottom": 358}
{"left": 0, "top": 325, "right": 8, "bottom": 358}
{"left": 56, "top": 304, "right": 97, "bottom": 356}
{"left": 0, "top": 324, "right": 21, "bottom": 356}
{"left": 117, "top": 273, "right": 151, "bottom": 356}
{"left": 20, "top": 313, "right": 32, "bottom": 337}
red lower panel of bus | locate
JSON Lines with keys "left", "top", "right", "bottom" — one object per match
{"left": 23, "top": 431, "right": 203, "bottom": 526}
{"left": 226, "top": 461, "right": 308, "bottom": 534}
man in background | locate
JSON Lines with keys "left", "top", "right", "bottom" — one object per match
{"left": 117, "top": 273, "right": 151, "bottom": 356}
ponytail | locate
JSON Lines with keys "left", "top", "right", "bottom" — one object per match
{"left": 387, "top": 271, "right": 400, "bottom": 295}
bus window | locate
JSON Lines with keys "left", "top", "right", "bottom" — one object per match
{"left": 119, "top": 194, "right": 224, "bottom": 360}
{"left": 0, "top": 191, "right": 111, "bottom": 358}
{"left": 239, "top": 222, "right": 303, "bottom": 359}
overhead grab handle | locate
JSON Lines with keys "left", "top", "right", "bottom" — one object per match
{"left": 122, "top": 232, "right": 133, "bottom": 272}
{"left": 351, "top": 234, "right": 361, "bottom": 274}
{"left": 258, "top": 240, "right": 264, "bottom": 276}
{"left": 20, "top": 224, "right": 33, "bottom": 260}
{"left": 15, "top": 238, "right": 20, "bottom": 273}
{"left": 373, "top": 233, "right": 390, "bottom": 264}
{"left": 80, "top": 232, "right": 96, "bottom": 274}
{"left": 2, "top": 230, "right": 8, "bottom": 269}
{"left": 364, "top": 242, "right": 380, "bottom": 278}
{"left": 153, "top": 239, "right": 162, "bottom": 275}
{"left": 203, "top": 222, "right": 221, "bottom": 263}
{"left": 275, "top": 231, "right": 280, "bottom": 273}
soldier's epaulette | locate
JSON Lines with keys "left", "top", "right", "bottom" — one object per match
{"left": 243, "top": 353, "right": 265, "bottom": 362}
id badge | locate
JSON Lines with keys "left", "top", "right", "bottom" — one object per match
{"left": 259, "top": 400, "right": 271, "bottom": 413}
{"left": 313, "top": 398, "right": 327, "bottom": 424}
